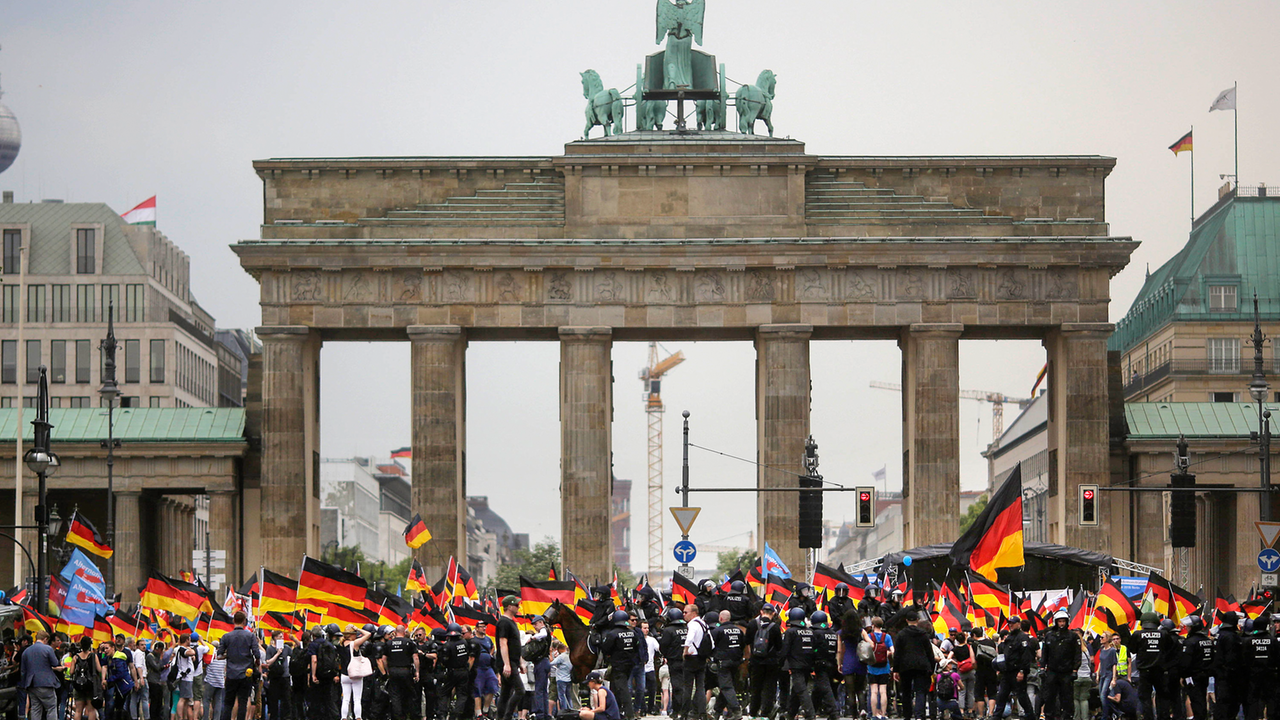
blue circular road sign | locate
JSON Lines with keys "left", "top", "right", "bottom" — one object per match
{"left": 1259, "top": 548, "right": 1280, "bottom": 573}
{"left": 673, "top": 540, "right": 697, "bottom": 564}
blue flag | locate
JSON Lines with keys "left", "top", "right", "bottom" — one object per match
{"left": 65, "top": 575, "right": 109, "bottom": 616}
{"left": 59, "top": 548, "right": 105, "bottom": 587}
{"left": 762, "top": 543, "right": 791, "bottom": 579}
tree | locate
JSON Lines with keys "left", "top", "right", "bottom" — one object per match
{"left": 490, "top": 539, "right": 563, "bottom": 593}
{"left": 614, "top": 565, "right": 636, "bottom": 591}
{"left": 959, "top": 493, "right": 989, "bottom": 534}
{"left": 714, "top": 548, "right": 757, "bottom": 579}
{"left": 321, "top": 545, "right": 414, "bottom": 595}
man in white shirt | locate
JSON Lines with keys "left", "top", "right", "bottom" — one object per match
{"left": 129, "top": 639, "right": 149, "bottom": 720}
{"left": 681, "top": 605, "right": 712, "bottom": 719}
{"left": 642, "top": 622, "right": 660, "bottom": 715}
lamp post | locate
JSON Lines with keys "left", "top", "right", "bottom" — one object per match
{"left": 99, "top": 303, "right": 121, "bottom": 597}
{"left": 46, "top": 504, "right": 73, "bottom": 568}
{"left": 22, "top": 365, "right": 59, "bottom": 611}
{"left": 1249, "top": 293, "right": 1273, "bottom": 522}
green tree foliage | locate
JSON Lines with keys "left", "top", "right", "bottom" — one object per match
{"left": 959, "top": 493, "right": 989, "bottom": 534}
{"left": 321, "top": 545, "right": 413, "bottom": 594}
{"left": 491, "top": 539, "right": 563, "bottom": 593}
{"left": 614, "top": 565, "right": 637, "bottom": 591}
{"left": 715, "top": 548, "right": 757, "bottom": 579}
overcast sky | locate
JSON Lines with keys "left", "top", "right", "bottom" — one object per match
{"left": 3, "top": 1, "right": 1278, "bottom": 574}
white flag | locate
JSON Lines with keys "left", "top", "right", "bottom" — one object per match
{"left": 1209, "top": 86, "right": 1236, "bottom": 112}
{"left": 872, "top": 466, "right": 886, "bottom": 483}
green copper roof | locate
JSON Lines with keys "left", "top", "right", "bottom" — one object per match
{"left": 1109, "top": 191, "right": 1280, "bottom": 354}
{"left": 1125, "top": 402, "right": 1267, "bottom": 439}
{"left": 0, "top": 202, "right": 146, "bottom": 276}
{"left": 0, "top": 408, "right": 245, "bottom": 443}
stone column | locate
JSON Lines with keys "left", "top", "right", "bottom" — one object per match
{"left": 114, "top": 491, "right": 142, "bottom": 604}
{"left": 900, "top": 323, "right": 962, "bottom": 549}
{"left": 407, "top": 325, "right": 467, "bottom": 580}
{"left": 157, "top": 499, "right": 172, "bottom": 576}
{"left": 1045, "top": 323, "right": 1112, "bottom": 551}
{"left": 208, "top": 491, "right": 238, "bottom": 591}
{"left": 755, "top": 324, "right": 812, "bottom": 573}
{"left": 20, "top": 490, "right": 37, "bottom": 583}
{"left": 258, "top": 326, "right": 313, "bottom": 574}
{"left": 559, "top": 327, "right": 613, "bottom": 581}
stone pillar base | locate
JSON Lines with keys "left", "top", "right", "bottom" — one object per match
{"left": 901, "top": 323, "right": 961, "bottom": 549}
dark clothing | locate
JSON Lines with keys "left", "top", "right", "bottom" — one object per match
{"left": 711, "top": 623, "right": 745, "bottom": 665}
{"left": 20, "top": 643, "right": 61, "bottom": 688}
{"left": 1040, "top": 670, "right": 1073, "bottom": 720}
{"left": 748, "top": 662, "right": 779, "bottom": 718}
{"left": 1214, "top": 626, "right": 1249, "bottom": 720}
{"left": 217, "top": 628, "right": 261, "bottom": 680}
{"left": 898, "top": 670, "right": 931, "bottom": 720}
{"left": 495, "top": 667, "right": 523, "bottom": 720}
{"left": 825, "top": 596, "right": 855, "bottom": 631}
{"left": 745, "top": 616, "right": 781, "bottom": 665}
{"left": 788, "top": 669, "right": 814, "bottom": 720}
{"left": 994, "top": 671, "right": 1034, "bottom": 720}
{"left": 1040, "top": 626, "right": 1080, "bottom": 673}
{"left": 1000, "top": 629, "right": 1036, "bottom": 673}
{"left": 722, "top": 592, "right": 752, "bottom": 624}
{"left": 780, "top": 624, "right": 816, "bottom": 672}
{"left": 1109, "top": 678, "right": 1141, "bottom": 720}
{"left": 221, "top": 677, "right": 253, "bottom": 720}
{"left": 600, "top": 625, "right": 638, "bottom": 671}
{"left": 1181, "top": 632, "right": 1214, "bottom": 678}
{"left": 494, "top": 617, "right": 522, "bottom": 673}
{"left": 606, "top": 664, "right": 633, "bottom": 720}
{"left": 1245, "top": 632, "right": 1279, "bottom": 720}
{"left": 893, "top": 624, "right": 937, "bottom": 674}
{"left": 385, "top": 637, "right": 417, "bottom": 669}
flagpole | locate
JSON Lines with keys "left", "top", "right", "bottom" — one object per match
{"left": 1190, "top": 125, "right": 1195, "bottom": 226}
{"left": 1234, "top": 81, "right": 1238, "bottom": 189}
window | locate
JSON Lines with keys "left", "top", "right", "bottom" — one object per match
{"left": 26, "top": 285, "right": 44, "bottom": 323}
{"left": 1, "top": 285, "right": 16, "bottom": 323}
{"left": 51, "top": 285, "right": 70, "bottom": 322}
{"left": 0, "top": 397, "right": 9, "bottom": 408}
{"left": 76, "top": 228, "right": 96, "bottom": 273}
{"left": 68, "top": 396, "right": 89, "bottom": 409}
{"left": 101, "top": 285, "right": 119, "bottom": 322}
{"left": 125, "top": 284, "right": 144, "bottom": 323}
{"left": 50, "top": 341, "right": 66, "bottom": 384}
{"left": 21, "top": 397, "right": 35, "bottom": 409}
{"left": 25, "top": 340, "right": 39, "bottom": 384}
{"left": 1207, "top": 338, "right": 1240, "bottom": 373}
{"left": 75, "top": 340, "right": 90, "bottom": 384}
{"left": 2, "top": 229, "right": 19, "bottom": 275}
{"left": 1212, "top": 391, "right": 1236, "bottom": 403}
{"left": 150, "top": 340, "right": 165, "bottom": 383}
{"left": 1209, "top": 285, "right": 1238, "bottom": 312}
{"left": 76, "top": 285, "right": 94, "bottom": 323}
{"left": 125, "top": 339, "right": 140, "bottom": 383}
{"left": 121, "top": 396, "right": 140, "bottom": 408}
{"left": 49, "top": 397, "right": 61, "bottom": 409}
{"left": 149, "top": 396, "right": 162, "bottom": 408}
{"left": 1, "top": 340, "right": 14, "bottom": 384}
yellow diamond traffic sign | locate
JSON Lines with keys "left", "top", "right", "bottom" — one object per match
{"left": 670, "top": 507, "right": 701, "bottom": 536}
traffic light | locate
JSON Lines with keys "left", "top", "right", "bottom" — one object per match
{"left": 1078, "top": 485, "right": 1098, "bottom": 526}
{"left": 1169, "top": 471, "right": 1196, "bottom": 548}
{"left": 798, "top": 473, "right": 823, "bottom": 548}
{"left": 855, "top": 486, "right": 876, "bottom": 528}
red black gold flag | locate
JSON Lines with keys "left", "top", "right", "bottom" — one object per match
{"left": 453, "top": 564, "right": 478, "bottom": 602}
{"left": 746, "top": 560, "right": 765, "bottom": 590}
{"left": 519, "top": 576, "right": 576, "bottom": 617}
{"left": 452, "top": 603, "right": 498, "bottom": 639}
{"left": 1169, "top": 130, "right": 1193, "bottom": 155}
{"left": 403, "top": 514, "right": 431, "bottom": 549}
{"left": 720, "top": 570, "right": 745, "bottom": 593}
{"left": 1094, "top": 577, "right": 1139, "bottom": 629}
{"left": 260, "top": 611, "right": 299, "bottom": 640}
{"left": 106, "top": 609, "right": 152, "bottom": 640}
{"left": 365, "top": 588, "right": 413, "bottom": 627}
{"left": 811, "top": 562, "right": 859, "bottom": 603}
{"left": 298, "top": 557, "right": 367, "bottom": 612}
{"left": 197, "top": 606, "right": 235, "bottom": 643}
{"left": 671, "top": 571, "right": 700, "bottom": 607}
{"left": 257, "top": 569, "right": 298, "bottom": 614}
{"left": 66, "top": 511, "right": 113, "bottom": 559}
{"left": 764, "top": 574, "right": 795, "bottom": 607}
{"left": 391, "top": 447, "right": 412, "bottom": 459}
{"left": 405, "top": 560, "right": 429, "bottom": 593}
{"left": 1066, "top": 591, "right": 1090, "bottom": 631}
{"left": 314, "top": 599, "right": 378, "bottom": 628}
{"left": 20, "top": 606, "right": 53, "bottom": 635}
{"left": 407, "top": 605, "right": 446, "bottom": 632}
{"left": 1170, "top": 582, "right": 1201, "bottom": 622}
{"left": 548, "top": 565, "right": 558, "bottom": 581}
{"left": 932, "top": 595, "right": 972, "bottom": 636}
{"left": 966, "top": 571, "right": 1012, "bottom": 614}
{"left": 950, "top": 464, "right": 1024, "bottom": 582}
{"left": 91, "top": 616, "right": 113, "bottom": 644}
{"left": 1144, "top": 571, "right": 1175, "bottom": 619}
{"left": 140, "top": 571, "right": 212, "bottom": 619}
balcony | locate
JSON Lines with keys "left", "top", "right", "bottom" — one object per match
{"left": 1123, "top": 358, "right": 1280, "bottom": 397}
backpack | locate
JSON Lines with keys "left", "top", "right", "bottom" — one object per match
{"left": 267, "top": 646, "right": 287, "bottom": 678}
{"left": 871, "top": 631, "right": 889, "bottom": 667}
{"left": 976, "top": 640, "right": 997, "bottom": 661}
{"left": 752, "top": 621, "right": 774, "bottom": 659}
{"left": 289, "top": 646, "right": 310, "bottom": 681}
{"left": 73, "top": 654, "right": 95, "bottom": 690}
{"left": 522, "top": 635, "right": 550, "bottom": 663}
{"left": 935, "top": 672, "right": 956, "bottom": 699}
{"left": 315, "top": 641, "right": 341, "bottom": 681}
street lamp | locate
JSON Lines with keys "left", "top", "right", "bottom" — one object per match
{"left": 99, "top": 303, "right": 121, "bottom": 596}
{"left": 1248, "top": 294, "right": 1273, "bottom": 522}
{"left": 22, "top": 365, "right": 58, "bottom": 611}
{"left": 46, "top": 504, "right": 73, "bottom": 567}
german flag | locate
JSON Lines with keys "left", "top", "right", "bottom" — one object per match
{"left": 66, "top": 511, "right": 112, "bottom": 559}
{"left": 391, "top": 447, "right": 412, "bottom": 459}
{"left": 405, "top": 560, "right": 429, "bottom": 593}
{"left": 1169, "top": 130, "right": 1193, "bottom": 155}
{"left": 966, "top": 571, "right": 1012, "bottom": 614}
{"left": 671, "top": 571, "right": 699, "bottom": 607}
{"left": 746, "top": 560, "right": 765, "bottom": 591}
{"left": 1022, "top": 606, "right": 1047, "bottom": 638}
{"left": 1065, "top": 591, "right": 1090, "bottom": 631}
{"left": 1094, "top": 577, "right": 1139, "bottom": 630}
{"left": 407, "top": 605, "right": 446, "bottom": 633}
{"left": 140, "top": 571, "right": 212, "bottom": 619}
{"left": 257, "top": 569, "right": 298, "bottom": 614}
{"left": 298, "top": 557, "right": 367, "bottom": 612}
{"left": 574, "top": 597, "right": 596, "bottom": 624}
{"left": 20, "top": 606, "right": 53, "bottom": 635}
{"left": 260, "top": 611, "right": 299, "bottom": 641}
{"left": 764, "top": 574, "right": 795, "bottom": 607}
{"left": 811, "top": 562, "right": 859, "bottom": 604}
{"left": 197, "top": 607, "right": 234, "bottom": 644}
{"left": 720, "top": 570, "right": 745, "bottom": 593}
{"left": 91, "top": 616, "right": 113, "bottom": 644}
{"left": 1241, "top": 593, "right": 1270, "bottom": 620}
{"left": 107, "top": 610, "right": 150, "bottom": 640}
{"left": 403, "top": 513, "right": 431, "bottom": 549}
{"left": 452, "top": 603, "right": 498, "bottom": 639}
{"left": 519, "top": 576, "right": 576, "bottom": 617}
{"left": 950, "top": 464, "right": 1024, "bottom": 582}
{"left": 453, "top": 564, "right": 478, "bottom": 602}
{"left": 365, "top": 589, "right": 412, "bottom": 627}
{"left": 548, "top": 565, "right": 558, "bottom": 581}
{"left": 1170, "top": 582, "right": 1201, "bottom": 622}
{"left": 314, "top": 599, "right": 378, "bottom": 629}
{"left": 1142, "top": 571, "right": 1175, "bottom": 618}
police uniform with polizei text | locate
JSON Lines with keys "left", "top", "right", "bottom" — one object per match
{"left": 1244, "top": 619, "right": 1279, "bottom": 720}
{"left": 601, "top": 612, "right": 639, "bottom": 720}
{"left": 363, "top": 632, "right": 388, "bottom": 720}
{"left": 1124, "top": 616, "right": 1179, "bottom": 720}
{"left": 384, "top": 634, "right": 419, "bottom": 720}
{"left": 810, "top": 614, "right": 839, "bottom": 720}
{"left": 439, "top": 629, "right": 473, "bottom": 720}
{"left": 780, "top": 611, "right": 817, "bottom": 720}
{"left": 658, "top": 611, "right": 689, "bottom": 720}
{"left": 722, "top": 583, "right": 753, "bottom": 625}
{"left": 710, "top": 618, "right": 745, "bottom": 718}
{"left": 1179, "top": 620, "right": 1214, "bottom": 720}
{"left": 745, "top": 610, "right": 784, "bottom": 719}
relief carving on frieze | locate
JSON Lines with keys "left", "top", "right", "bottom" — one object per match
{"left": 397, "top": 271, "right": 422, "bottom": 303}
{"left": 746, "top": 270, "right": 774, "bottom": 301}
{"left": 897, "top": 268, "right": 924, "bottom": 300}
{"left": 946, "top": 268, "right": 976, "bottom": 299}
{"left": 696, "top": 271, "right": 727, "bottom": 302}
{"left": 594, "top": 271, "right": 624, "bottom": 302}
{"left": 495, "top": 272, "right": 522, "bottom": 303}
{"left": 648, "top": 271, "right": 675, "bottom": 302}
{"left": 547, "top": 272, "right": 573, "bottom": 301}
{"left": 798, "top": 268, "right": 829, "bottom": 301}
{"left": 996, "top": 268, "right": 1027, "bottom": 300}
{"left": 845, "top": 268, "right": 877, "bottom": 301}
{"left": 292, "top": 270, "right": 323, "bottom": 302}
{"left": 1044, "top": 268, "right": 1079, "bottom": 300}
{"left": 443, "top": 271, "right": 471, "bottom": 302}
{"left": 344, "top": 271, "right": 374, "bottom": 302}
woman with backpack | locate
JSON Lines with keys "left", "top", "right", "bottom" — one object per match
{"left": 339, "top": 625, "right": 373, "bottom": 720}
{"left": 864, "top": 617, "right": 894, "bottom": 720}
{"left": 837, "top": 609, "right": 866, "bottom": 719}
{"left": 968, "top": 628, "right": 998, "bottom": 720}
{"left": 934, "top": 660, "right": 961, "bottom": 720}
{"left": 71, "top": 637, "right": 105, "bottom": 720}
{"left": 946, "top": 629, "right": 975, "bottom": 719}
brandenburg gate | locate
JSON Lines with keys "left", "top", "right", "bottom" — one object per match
{"left": 233, "top": 131, "right": 1136, "bottom": 580}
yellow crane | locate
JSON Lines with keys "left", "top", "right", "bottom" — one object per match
{"left": 640, "top": 343, "right": 685, "bottom": 576}
{"left": 868, "top": 380, "right": 1032, "bottom": 440}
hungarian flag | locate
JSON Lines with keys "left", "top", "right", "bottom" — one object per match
{"left": 405, "top": 560, "right": 429, "bottom": 593}
{"left": 950, "top": 464, "right": 1024, "bottom": 581}
{"left": 1094, "top": 578, "right": 1139, "bottom": 630}
{"left": 519, "top": 576, "right": 576, "bottom": 617}
{"left": 66, "top": 511, "right": 113, "bottom": 559}
{"left": 298, "top": 557, "right": 367, "bottom": 612}
{"left": 966, "top": 571, "right": 1012, "bottom": 614}
{"left": 1143, "top": 571, "right": 1175, "bottom": 619}
{"left": 257, "top": 569, "right": 298, "bottom": 614}
{"left": 121, "top": 196, "right": 157, "bottom": 226}
{"left": 403, "top": 514, "right": 431, "bottom": 549}
{"left": 1169, "top": 130, "right": 1193, "bottom": 155}
{"left": 671, "top": 571, "right": 699, "bottom": 607}
{"left": 140, "top": 571, "right": 211, "bottom": 619}
{"left": 391, "top": 447, "right": 411, "bottom": 459}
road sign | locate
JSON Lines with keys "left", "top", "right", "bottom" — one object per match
{"left": 1258, "top": 548, "right": 1280, "bottom": 573}
{"left": 670, "top": 507, "right": 701, "bottom": 536}
{"left": 677, "top": 564, "right": 695, "bottom": 578}
{"left": 673, "top": 540, "right": 697, "bottom": 564}
{"left": 1263, "top": 573, "right": 1278, "bottom": 586}
{"left": 1257, "top": 522, "right": 1280, "bottom": 548}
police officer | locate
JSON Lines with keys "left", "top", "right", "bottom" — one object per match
{"left": 710, "top": 609, "right": 746, "bottom": 720}
{"left": 1213, "top": 612, "right": 1249, "bottom": 720}
{"left": 1180, "top": 616, "right": 1213, "bottom": 720}
{"left": 809, "top": 611, "right": 838, "bottom": 720}
{"left": 856, "top": 587, "right": 882, "bottom": 620}
{"left": 824, "top": 585, "right": 855, "bottom": 632}
{"left": 993, "top": 618, "right": 1034, "bottom": 720}
{"left": 1245, "top": 615, "right": 1278, "bottom": 720}
{"left": 1124, "top": 612, "right": 1178, "bottom": 720}
{"left": 696, "top": 580, "right": 721, "bottom": 617}
{"left": 601, "top": 610, "right": 639, "bottom": 720}
{"left": 363, "top": 625, "right": 388, "bottom": 720}
{"left": 879, "top": 590, "right": 903, "bottom": 620}
{"left": 411, "top": 627, "right": 436, "bottom": 720}
{"left": 1038, "top": 610, "right": 1079, "bottom": 720}
{"left": 381, "top": 625, "right": 420, "bottom": 720}
{"left": 723, "top": 581, "right": 753, "bottom": 625}
{"left": 745, "top": 603, "right": 783, "bottom": 720}
{"left": 788, "top": 585, "right": 818, "bottom": 617}
{"left": 309, "top": 625, "right": 342, "bottom": 720}
{"left": 427, "top": 628, "right": 449, "bottom": 720}
{"left": 658, "top": 607, "right": 688, "bottom": 720}
{"left": 435, "top": 624, "right": 472, "bottom": 720}
{"left": 780, "top": 607, "right": 816, "bottom": 720}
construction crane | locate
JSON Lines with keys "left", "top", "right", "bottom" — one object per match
{"left": 869, "top": 381, "right": 1032, "bottom": 440}
{"left": 640, "top": 343, "right": 685, "bottom": 577}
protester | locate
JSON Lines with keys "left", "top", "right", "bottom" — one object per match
{"left": 893, "top": 612, "right": 935, "bottom": 720}
{"left": 495, "top": 597, "right": 526, "bottom": 720}
{"left": 22, "top": 631, "right": 62, "bottom": 720}
{"left": 1072, "top": 630, "right": 1094, "bottom": 720}
{"left": 578, "top": 672, "right": 619, "bottom": 720}
{"left": 865, "top": 617, "right": 894, "bottom": 720}
{"left": 934, "top": 659, "right": 961, "bottom": 720}
{"left": 837, "top": 609, "right": 866, "bottom": 720}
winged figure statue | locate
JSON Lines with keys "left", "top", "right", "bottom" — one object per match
{"left": 655, "top": 0, "right": 704, "bottom": 89}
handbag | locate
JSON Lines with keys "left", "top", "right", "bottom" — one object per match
{"left": 347, "top": 654, "right": 373, "bottom": 679}
{"left": 958, "top": 657, "right": 974, "bottom": 673}
{"left": 856, "top": 639, "right": 875, "bottom": 663}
